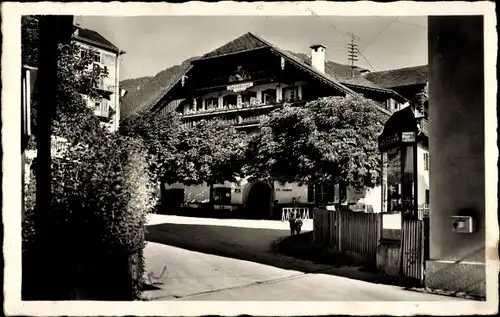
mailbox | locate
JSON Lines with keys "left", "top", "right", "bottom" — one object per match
{"left": 451, "top": 216, "right": 475, "bottom": 233}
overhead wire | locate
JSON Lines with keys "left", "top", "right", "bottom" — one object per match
{"left": 358, "top": 51, "right": 377, "bottom": 72}
{"left": 359, "top": 16, "right": 397, "bottom": 53}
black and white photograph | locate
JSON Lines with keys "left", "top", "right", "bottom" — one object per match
{"left": 2, "top": 1, "right": 498, "bottom": 316}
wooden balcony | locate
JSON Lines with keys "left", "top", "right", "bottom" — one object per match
{"left": 180, "top": 99, "right": 307, "bottom": 120}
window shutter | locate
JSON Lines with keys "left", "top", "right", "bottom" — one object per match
{"left": 314, "top": 184, "right": 322, "bottom": 203}
{"left": 307, "top": 184, "right": 314, "bottom": 203}
{"left": 325, "top": 183, "right": 335, "bottom": 203}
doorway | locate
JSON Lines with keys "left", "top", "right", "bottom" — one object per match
{"left": 246, "top": 182, "right": 272, "bottom": 219}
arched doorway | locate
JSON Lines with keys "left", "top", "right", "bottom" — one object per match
{"left": 246, "top": 182, "right": 272, "bottom": 219}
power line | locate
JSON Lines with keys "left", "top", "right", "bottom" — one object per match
{"left": 359, "top": 17, "right": 397, "bottom": 53}
{"left": 391, "top": 19, "right": 427, "bottom": 30}
{"left": 371, "top": 16, "right": 427, "bottom": 30}
{"left": 358, "top": 51, "right": 377, "bottom": 72}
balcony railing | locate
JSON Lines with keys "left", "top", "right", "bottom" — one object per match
{"left": 181, "top": 99, "right": 306, "bottom": 119}
{"left": 93, "top": 78, "right": 115, "bottom": 93}
{"left": 94, "top": 107, "right": 110, "bottom": 118}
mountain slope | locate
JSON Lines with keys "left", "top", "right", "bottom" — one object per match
{"left": 120, "top": 57, "right": 198, "bottom": 118}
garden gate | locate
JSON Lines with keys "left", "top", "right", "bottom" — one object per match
{"left": 401, "top": 217, "right": 429, "bottom": 286}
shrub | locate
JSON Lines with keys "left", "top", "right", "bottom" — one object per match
{"left": 23, "top": 135, "right": 157, "bottom": 300}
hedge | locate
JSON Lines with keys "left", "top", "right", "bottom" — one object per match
{"left": 22, "top": 134, "right": 156, "bottom": 300}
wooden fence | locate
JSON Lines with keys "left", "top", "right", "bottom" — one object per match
{"left": 313, "top": 208, "right": 381, "bottom": 265}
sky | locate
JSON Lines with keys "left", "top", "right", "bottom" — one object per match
{"left": 80, "top": 16, "right": 428, "bottom": 81}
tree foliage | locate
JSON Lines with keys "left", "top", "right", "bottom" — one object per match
{"left": 245, "top": 96, "right": 386, "bottom": 189}
{"left": 120, "top": 113, "right": 247, "bottom": 186}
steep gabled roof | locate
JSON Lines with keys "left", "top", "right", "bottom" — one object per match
{"left": 196, "top": 32, "right": 356, "bottom": 97}
{"left": 199, "top": 32, "right": 268, "bottom": 60}
{"left": 151, "top": 32, "right": 406, "bottom": 113}
{"left": 364, "top": 65, "right": 428, "bottom": 89}
{"left": 74, "top": 28, "right": 124, "bottom": 54}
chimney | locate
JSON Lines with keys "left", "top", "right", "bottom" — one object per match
{"left": 310, "top": 44, "right": 327, "bottom": 74}
{"left": 74, "top": 16, "right": 83, "bottom": 28}
{"left": 73, "top": 16, "right": 82, "bottom": 36}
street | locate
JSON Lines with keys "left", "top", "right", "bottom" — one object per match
{"left": 143, "top": 214, "right": 466, "bottom": 301}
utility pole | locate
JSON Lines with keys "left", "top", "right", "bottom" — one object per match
{"left": 347, "top": 33, "right": 359, "bottom": 78}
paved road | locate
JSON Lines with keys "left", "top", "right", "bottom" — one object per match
{"left": 143, "top": 214, "right": 466, "bottom": 301}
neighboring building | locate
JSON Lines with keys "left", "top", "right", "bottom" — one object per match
{"left": 73, "top": 26, "right": 126, "bottom": 132}
{"left": 364, "top": 65, "right": 428, "bottom": 118}
{"left": 148, "top": 32, "right": 410, "bottom": 217}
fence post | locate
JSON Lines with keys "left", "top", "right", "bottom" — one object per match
{"left": 337, "top": 211, "right": 342, "bottom": 252}
{"left": 377, "top": 213, "right": 383, "bottom": 243}
{"left": 312, "top": 208, "right": 316, "bottom": 244}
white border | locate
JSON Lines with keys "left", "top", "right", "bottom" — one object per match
{"left": 2, "top": 1, "right": 498, "bottom": 316}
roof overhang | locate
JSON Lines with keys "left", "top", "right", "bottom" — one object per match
{"left": 74, "top": 36, "right": 125, "bottom": 55}
{"left": 193, "top": 46, "right": 269, "bottom": 62}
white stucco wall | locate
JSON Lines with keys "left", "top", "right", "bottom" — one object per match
{"left": 273, "top": 182, "right": 308, "bottom": 204}
{"left": 165, "top": 180, "right": 246, "bottom": 205}
{"left": 346, "top": 186, "right": 381, "bottom": 213}
{"left": 165, "top": 179, "right": 310, "bottom": 206}
{"left": 416, "top": 144, "right": 430, "bottom": 206}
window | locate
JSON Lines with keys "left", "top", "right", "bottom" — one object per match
{"left": 282, "top": 86, "right": 299, "bottom": 102}
{"left": 308, "top": 183, "right": 335, "bottom": 204}
{"left": 92, "top": 51, "right": 101, "bottom": 63}
{"left": 241, "top": 91, "right": 257, "bottom": 105}
{"left": 386, "top": 99, "right": 399, "bottom": 111}
{"left": 384, "top": 148, "right": 402, "bottom": 213}
{"left": 204, "top": 98, "right": 218, "bottom": 110}
{"left": 195, "top": 98, "right": 203, "bottom": 111}
{"left": 262, "top": 89, "right": 276, "bottom": 104}
{"left": 213, "top": 187, "right": 231, "bottom": 205}
{"left": 423, "top": 152, "right": 429, "bottom": 171}
{"left": 223, "top": 95, "right": 237, "bottom": 108}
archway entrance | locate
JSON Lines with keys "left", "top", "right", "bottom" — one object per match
{"left": 246, "top": 182, "right": 272, "bottom": 219}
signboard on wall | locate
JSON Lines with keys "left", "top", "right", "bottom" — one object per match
{"left": 402, "top": 131, "right": 416, "bottom": 143}
{"left": 227, "top": 82, "right": 254, "bottom": 93}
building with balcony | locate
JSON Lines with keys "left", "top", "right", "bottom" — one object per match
{"left": 73, "top": 26, "right": 125, "bottom": 132}
{"left": 148, "top": 32, "right": 412, "bottom": 217}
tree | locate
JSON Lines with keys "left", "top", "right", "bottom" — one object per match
{"left": 120, "top": 113, "right": 247, "bottom": 186}
{"left": 245, "top": 95, "right": 386, "bottom": 190}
